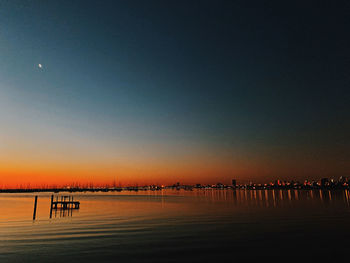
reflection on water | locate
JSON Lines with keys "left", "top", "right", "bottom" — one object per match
{"left": 200, "top": 189, "right": 350, "bottom": 207}
{"left": 50, "top": 207, "right": 76, "bottom": 218}
{"left": 1, "top": 189, "right": 350, "bottom": 262}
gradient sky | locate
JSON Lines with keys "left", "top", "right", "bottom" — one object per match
{"left": 0, "top": 0, "right": 349, "bottom": 187}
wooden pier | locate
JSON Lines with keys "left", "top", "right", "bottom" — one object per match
{"left": 50, "top": 195, "right": 80, "bottom": 209}
{"left": 31, "top": 195, "right": 81, "bottom": 220}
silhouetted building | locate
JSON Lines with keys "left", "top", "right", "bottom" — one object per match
{"left": 321, "top": 178, "right": 329, "bottom": 187}
{"left": 216, "top": 183, "right": 224, "bottom": 189}
{"left": 339, "top": 176, "right": 347, "bottom": 184}
{"left": 232, "top": 179, "right": 237, "bottom": 187}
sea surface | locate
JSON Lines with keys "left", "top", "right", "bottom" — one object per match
{"left": 1, "top": 189, "right": 350, "bottom": 262}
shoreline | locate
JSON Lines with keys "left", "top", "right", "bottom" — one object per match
{"left": 0, "top": 187, "right": 349, "bottom": 194}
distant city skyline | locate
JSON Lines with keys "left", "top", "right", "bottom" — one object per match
{"left": 1, "top": 175, "right": 349, "bottom": 190}
{"left": 1, "top": 1, "right": 349, "bottom": 187}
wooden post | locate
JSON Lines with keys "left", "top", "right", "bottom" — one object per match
{"left": 49, "top": 195, "right": 53, "bottom": 218}
{"left": 33, "top": 195, "right": 38, "bottom": 220}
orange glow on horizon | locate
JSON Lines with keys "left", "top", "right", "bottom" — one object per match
{"left": 0, "top": 155, "right": 261, "bottom": 188}
{"left": 1, "top": 141, "right": 347, "bottom": 188}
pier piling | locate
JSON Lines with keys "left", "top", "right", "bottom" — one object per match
{"left": 33, "top": 195, "right": 38, "bottom": 220}
{"left": 49, "top": 195, "right": 53, "bottom": 218}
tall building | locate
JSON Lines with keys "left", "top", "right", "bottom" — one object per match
{"left": 321, "top": 178, "right": 329, "bottom": 187}
{"left": 232, "top": 179, "right": 237, "bottom": 188}
{"left": 339, "top": 176, "right": 347, "bottom": 184}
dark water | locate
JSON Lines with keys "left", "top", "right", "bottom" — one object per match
{"left": 1, "top": 189, "right": 350, "bottom": 262}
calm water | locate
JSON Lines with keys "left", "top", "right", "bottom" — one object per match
{"left": 1, "top": 189, "right": 350, "bottom": 262}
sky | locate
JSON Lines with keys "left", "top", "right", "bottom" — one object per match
{"left": 0, "top": 0, "right": 349, "bottom": 187}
